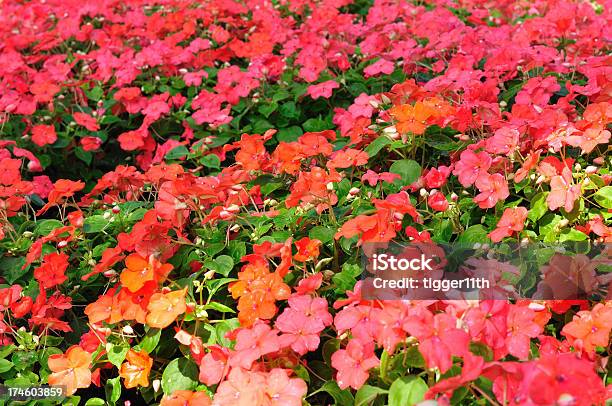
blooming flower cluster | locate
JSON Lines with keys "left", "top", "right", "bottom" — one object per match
{"left": 0, "top": 0, "right": 610, "bottom": 404}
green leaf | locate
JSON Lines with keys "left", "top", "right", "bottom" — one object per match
{"left": 200, "top": 154, "right": 221, "bottom": 169}
{"left": 332, "top": 263, "right": 362, "bottom": 293}
{"left": 389, "top": 159, "right": 421, "bottom": 185}
{"left": 355, "top": 385, "right": 388, "bottom": 406}
{"left": 211, "top": 255, "right": 234, "bottom": 276}
{"left": 594, "top": 186, "right": 612, "bottom": 209}
{"left": 34, "top": 219, "right": 64, "bottom": 237}
{"left": 140, "top": 328, "right": 161, "bottom": 353}
{"left": 75, "top": 147, "right": 92, "bottom": 165}
{"left": 457, "top": 225, "right": 490, "bottom": 244}
{"left": 365, "top": 136, "right": 392, "bottom": 159}
{"left": 83, "top": 215, "right": 110, "bottom": 234}
{"left": 204, "top": 302, "right": 235, "bottom": 313}
{"left": 258, "top": 101, "right": 278, "bottom": 118}
{"left": 161, "top": 358, "right": 199, "bottom": 394}
{"left": 311, "top": 382, "right": 354, "bottom": 405}
{"left": 105, "top": 376, "right": 122, "bottom": 405}
{"left": 388, "top": 376, "right": 428, "bottom": 406}
{"left": 558, "top": 229, "right": 588, "bottom": 242}
{"left": 165, "top": 145, "right": 189, "bottom": 160}
{"left": 279, "top": 101, "right": 300, "bottom": 119}
{"left": 528, "top": 192, "right": 549, "bottom": 222}
{"left": 277, "top": 126, "right": 303, "bottom": 142}
{"left": 84, "top": 398, "right": 105, "bottom": 406}
{"left": 309, "top": 226, "right": 336, "bottom": 243}
{"left": 0, "top": 358, "right": 14, "bottom": 373}
{"left": 107, "top": 342, "right": 130, "bottom": 368}
{"left": 0, "top": 256, "right": 27, "bottom": 284}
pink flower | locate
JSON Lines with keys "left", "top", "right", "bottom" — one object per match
{"left": 428, "top": 191, "right": 449, "bottom": 212}
{"left": 403, "top": 309, "right": 469, "bottom": 373}
{"left": 229, "top": 322, "right": 281, "bottom": 369}
{"left": 364, "top": 59, "right": 394, "bottom": 78}
{"left": 331, "top": 339, "right": 379, "bottom": 390}
{"left": 506, "top": 305, "right": 543, "bottom": 360}
{"left": 73, "top": 112, "right": 100, "bottom": 131}
{"left": 424, "top": 166, "right": 451, "bottom": 188}
{"left": 264, "top": 368, "right": 308, "bottom": 406}
{"left": 361, "top": 170, "right": 400, "bottom": 186}
{"left": 31, "top": 124, "right": 57, "bottom": 147}
{"left": 488, "top": 207, "right": 528, "bottom": 242}
{"left": 199, "top": 346, "right": 230, "bottom": 385}
{"left": 275, "top": 295, "right": 331, "bottom": 355}
{"left": 474, "top": 173, "right": 509, "bottom": 209}
{"left": 452, "top": 149, "right": 492, "bottom": 187}
{"left": 306, "top": 80, "right": 339, "bottom": 100}
{"left": 212, "top": 368, "right": 267, "bottom": 405}
{"left": 547, "top": 166, "right": 581, "bottom": 212}
{"left": 486, "top": 127, "right": 519, "bottom": 154}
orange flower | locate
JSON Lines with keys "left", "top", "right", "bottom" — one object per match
{"left": 120, "top": 349, "right": 153, "bottom": 388}
{"left": 561, "top": 303, "right": 612, "bottom": 354}
{"left": 146, "top": 287, "right": 188, "bottom": 328}
{"left": 229, "top": 257, "right": 290, "bottom": 327}
{"left": 120, "top": 254, "right": 173, "bottom": 292}
{"left": 389, "top": 101, "right": 434, "bottom": 135}
{"left": 161, "top": 390, "right": 212, "bottom": 406}
{"left": 47, "top": 346, "right": 92, "bottom": 395}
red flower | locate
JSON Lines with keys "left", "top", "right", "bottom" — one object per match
{"left": 34, "top": 252, "right": 69, "bottom": 289}
{"left": 73, "top": 112, "right": 100, "bottom": 131}
{"left": 427, "top": 191, "right": 449, "bottom": 211}
{"left": 31, "top": 124, "right": 57, "bottom": 147}
{"left": 488, "top": 207, "right": 528, "bottom": 242}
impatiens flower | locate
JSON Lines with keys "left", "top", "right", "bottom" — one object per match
{"left": 565, "top": 126, "right": 610, "bottom": 154}
{"left": 423, "top": 166, "right": 451, "bottom": 188}
{"left": 427, "top": 191, "right": 449, "bottom": 211}
{"left": 474, "top": 173, "right": 509, "bottom": 209}
{"left": 198, "top": 345, "right": 230, "bottom": 386}
{"left": 488, "top": 207, "right": 528, "bottom": 242}
{"left": 293, "top": 237, "right": 321, "bottom": 262}
{"left": 161, "top": 391, "right": 212, "bottom": 406}
{"left": 80, "top": 136, "right": 102, "bottom": 151}
{"left": 486, "top": 127, "right": 519, "bottom": 154}
{"left": 145, "top": 287, "right": 187, "bottom": 329}
{"left": 361, "top": 170, "right": 400, "bottom": 186}
{"left": 263, "top": 368, "right": 308, "bottom": 406}
{"left": 364, "top": 59, "right": 394, "bottom": 77}
{"left": 506, "top": 304, "right": 543, "bottom": 360}
{"left": 452, "top": 149, "right": 492, "bottom": 187}
{"left": 34, "top": 252, "right": 69, "bottom": 289}
{"left": 307, "top": 80, "right": 339, "bottom": 99}
{"left": 275, "top": 294, "right": 331, "bottom": 355}
{"left": 547, "top": 166, "right": 581, "bottom": 212}
{"left": 229, "top": 322, "right": 281, "bottom": 369}
{"left": 327, "top": 148, "right": 369, "bottom": 169}
{"left": 73, "top": 112, "right": 100, "bottom": 131}
{"left": 389, "top": 102, "right": 434, "bottom": 136}
{"left": 31, "top": 124, "right": 57, "bottom": 147}
{"left": 118, "top": 129, "right": 146, "bottom": 151}
{"left": 561, "top": 302, "right": 612, "bottom": 354}
{"left": 120, "top": 349, "right": 153, "bottom": 388}
{"left": 403, "top": 309, "right": 469, "bottom": 373}
{"left": 47, "top": 346, "right": 92, "bottom": 396}
{"left": 331, "top": 339, "right": 379, "bottom": 390}
{"left": 120, "top": 253, "right": 173, "bottom": 292}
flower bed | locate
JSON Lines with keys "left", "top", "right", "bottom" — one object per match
{"left": 0, "top": 0, "right": 610, "bottom": 404}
